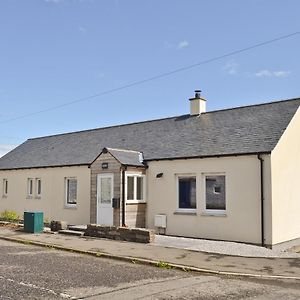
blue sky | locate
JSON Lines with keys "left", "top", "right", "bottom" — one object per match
{"left": 0, "top": 0, "right": 299, "bottom": 156}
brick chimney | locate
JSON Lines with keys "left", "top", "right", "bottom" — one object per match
{"left": 189, "top": 90, "right": 206, "bottom": 115}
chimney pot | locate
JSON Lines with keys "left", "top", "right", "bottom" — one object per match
{"left": 194, "top": 90, "right": 201, "bottom": 98}
{"left": 189, "top": 90, "right": 206, "bottom": 115}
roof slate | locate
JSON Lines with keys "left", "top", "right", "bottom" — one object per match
{"left": 0, "top": 98, "right": 299, "bottom": 170}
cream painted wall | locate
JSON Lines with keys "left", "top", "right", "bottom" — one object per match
{"left": 271, "top": 107, "right": 300, "bottom": 244}
{"left": 147, "top": 155, "right": 272, "bottom": 244}
{"left": 0, "top": 166, "right": 90, "bottom": 224}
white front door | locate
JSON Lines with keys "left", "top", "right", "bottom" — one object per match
{"left": 97, "top": 173, "right": 114, "bottom": 225}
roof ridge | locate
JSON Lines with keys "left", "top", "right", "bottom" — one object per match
{"left": 204, "top": 97, "right": 300, "bottom": 115}
{"left": 106, "top": 147, "right": 141, "bottom": 154}
{"left": 27, "top": 97, "right": 300, "bottom": 141}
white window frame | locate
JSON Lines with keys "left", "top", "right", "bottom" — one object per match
{"left": 65, "top": 177, "right": 77, "bottom": 207}
{"left": 35, "top": 178, "right": 42, "bottom": 198}
{"left": 203, "top": 173, "right": 226, "bottom": 215}
{"left": 27, "top": 178, "right": 34, "bottom": 198}
{"left": 176, "top": 174, "right": 197, "bottom": 213}
{"left": 3, "top": 179, "right": 8, "bottom": 197}
{"left": 125, "top": 173, "right": 146, "bottom": 203}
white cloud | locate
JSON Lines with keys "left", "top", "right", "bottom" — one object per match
{"left": 0, "top": 144, "right": 17, "bottom": 158}
{"left": 255, "top": 69, "right": 291, "bottom": 78}
{"left": 273, "top": 71, "right": 291, "bottom": 78}
{"left": 79, "top": 26, "right": 86, "bottom": 34}
{"left": 223, "top": 60, "right": 239, "bottom": 75}
{"left": 177, "top": 40, "right": 189, "bottom": 49}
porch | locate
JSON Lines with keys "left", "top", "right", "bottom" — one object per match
{"left": 90, "top": 147, "right": 147, "bottom": 228}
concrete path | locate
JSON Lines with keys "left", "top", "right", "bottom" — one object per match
{"left": 0, "top": 227, "right": 299, "bottom": 280}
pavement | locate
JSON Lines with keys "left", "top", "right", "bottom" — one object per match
{"left": 0, "top": 226, "right": 300, "bottom": 280}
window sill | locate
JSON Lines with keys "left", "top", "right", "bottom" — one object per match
{"left": 35, "top": 196, "right": 42, "bottom": 199}
{"left": 174, "top": 210, "right": 197, "bottom": 216}
{"left": 126, "top": 200, "right": 147, "bottom": 204}
{"left": 201, "top": 212, "right": 227, "bottom": 217}
{"left": 2, "top": 195, "right": 7, "bottom": 199}
{"left": 64, "top": 205, "right": 77, "bottom": 209}
{"left": 26, "top": 196, "right": 33, "bottom": 199}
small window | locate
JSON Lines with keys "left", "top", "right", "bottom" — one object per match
{"left": 178, "top": 176, "right": 196, "bottom": 210}
{"left": 3, "top": 179, "right": 8, "bottom": 196}
{"left": 36, "top": 178, "right": 42, "bottom": 197}
{"left": 66, "top": 178, "right": 77, "bottom": 206}
{"left": 205, "top": 175, "right": 226, "bottom": 211}
{"left": 126, "top": 174, "right": 145, "bottom": 202}
{"left": 27, "top": 178, "right": 33, "bottom": 197}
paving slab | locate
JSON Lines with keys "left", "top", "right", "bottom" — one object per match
{"left": 0, "top": 227, "right": 299, "bottom": 279}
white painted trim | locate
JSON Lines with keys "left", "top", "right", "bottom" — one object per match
{"left": 202, "top": 173, "right": 227, "bottom": 215}
{"left": 2, "top": 179, "right": 8, "bottom": 197}
{"left": 27, "top": 178, "right": 34, "bottom": 197}
{"left": 35, "top": 178, "right": 42, "bottom": 198}
{"left": 64, "top": 177, "right": 77, "bottom": 208}
{"left": 125, "top": 172, "right": 146, "bottom": 203}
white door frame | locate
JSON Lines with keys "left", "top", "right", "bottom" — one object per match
{"left": 96, "top": 173, "right": 114, "bottom": 225}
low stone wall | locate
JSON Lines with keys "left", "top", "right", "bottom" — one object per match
{"left": 84, "top": 224, "right": 155, "bottom": 243}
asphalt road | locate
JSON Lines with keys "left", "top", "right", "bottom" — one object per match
{"left": 0, "top": 239, "right": 300, "bottom": 300}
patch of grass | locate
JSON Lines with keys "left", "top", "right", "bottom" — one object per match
{"left": 0, "top": 210, "right": 20, "bottom": 223}
{"left": 44, "top": 217, "right": 51, "bottom": 227}
{"left": 155, "top": 261, "right": 173, "bottom": 269}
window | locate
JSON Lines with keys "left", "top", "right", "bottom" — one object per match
{"left": 27, "top": 178, "right": 33, "bottom": 197}
{"left": 205, "top": 175, "right": 226, "bottom": 212}
{"left": 3, "top": 179, "right": 8, "bottom": 196}
{"left": 178, "top": 176, "right": 196, "bottom": 210}
{"left": 36, "top": 178, "right": 42, "bottom": 197}
{"left": 65, "top": 178, "right": 77, "bottom": 206}
{"left": 126, "top": 174, "right": 145, "bottom": 202}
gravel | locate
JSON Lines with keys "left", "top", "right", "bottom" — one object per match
{"left": 153, "top": 235, "right": 300, "bottom": 258}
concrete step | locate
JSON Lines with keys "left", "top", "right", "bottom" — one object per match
{"left": 68, "top": 225, "right": 87, "bottom": 232}
{"left": 58, "top": 229, "right": 84, "bottom": 237}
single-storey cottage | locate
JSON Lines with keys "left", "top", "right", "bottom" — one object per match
{"left": 0, "top": 92, "right": 299, "bottom": 247}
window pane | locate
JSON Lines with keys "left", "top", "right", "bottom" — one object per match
{"left": 67, "top": 179, "right": 77, "bottom": 204}
{"left": 127, "top": 176, "right": 134, "bottom": 200}
{"left": 28, "top": 179, "right": 33, "bottom": 195}
{"left": 206, "top": 176, "right": 226, "bottom": 210}
{"left": 3, "top": 180, "right": 8, "bottom": 195}
{"left": 136, "top": 177, "right": 143, "bottom": 200}
{"left": 178, "top": 177, "right": 196, "bottom": 209}
{"left": 37, "top": 179, "right": 41, "bottom": 195}
{"left": 100, "top": 177, "right": 111, "bottom": 204}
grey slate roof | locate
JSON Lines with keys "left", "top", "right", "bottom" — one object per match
{"left": 103, "top": 148, "right": 145, "bottom": 167}
{"left": 0, "top": 98, "right": 299, "bottom": 170}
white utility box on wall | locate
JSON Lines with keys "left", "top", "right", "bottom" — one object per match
{"left": 154, "top": 214, "right": 167, "bottom": 228}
